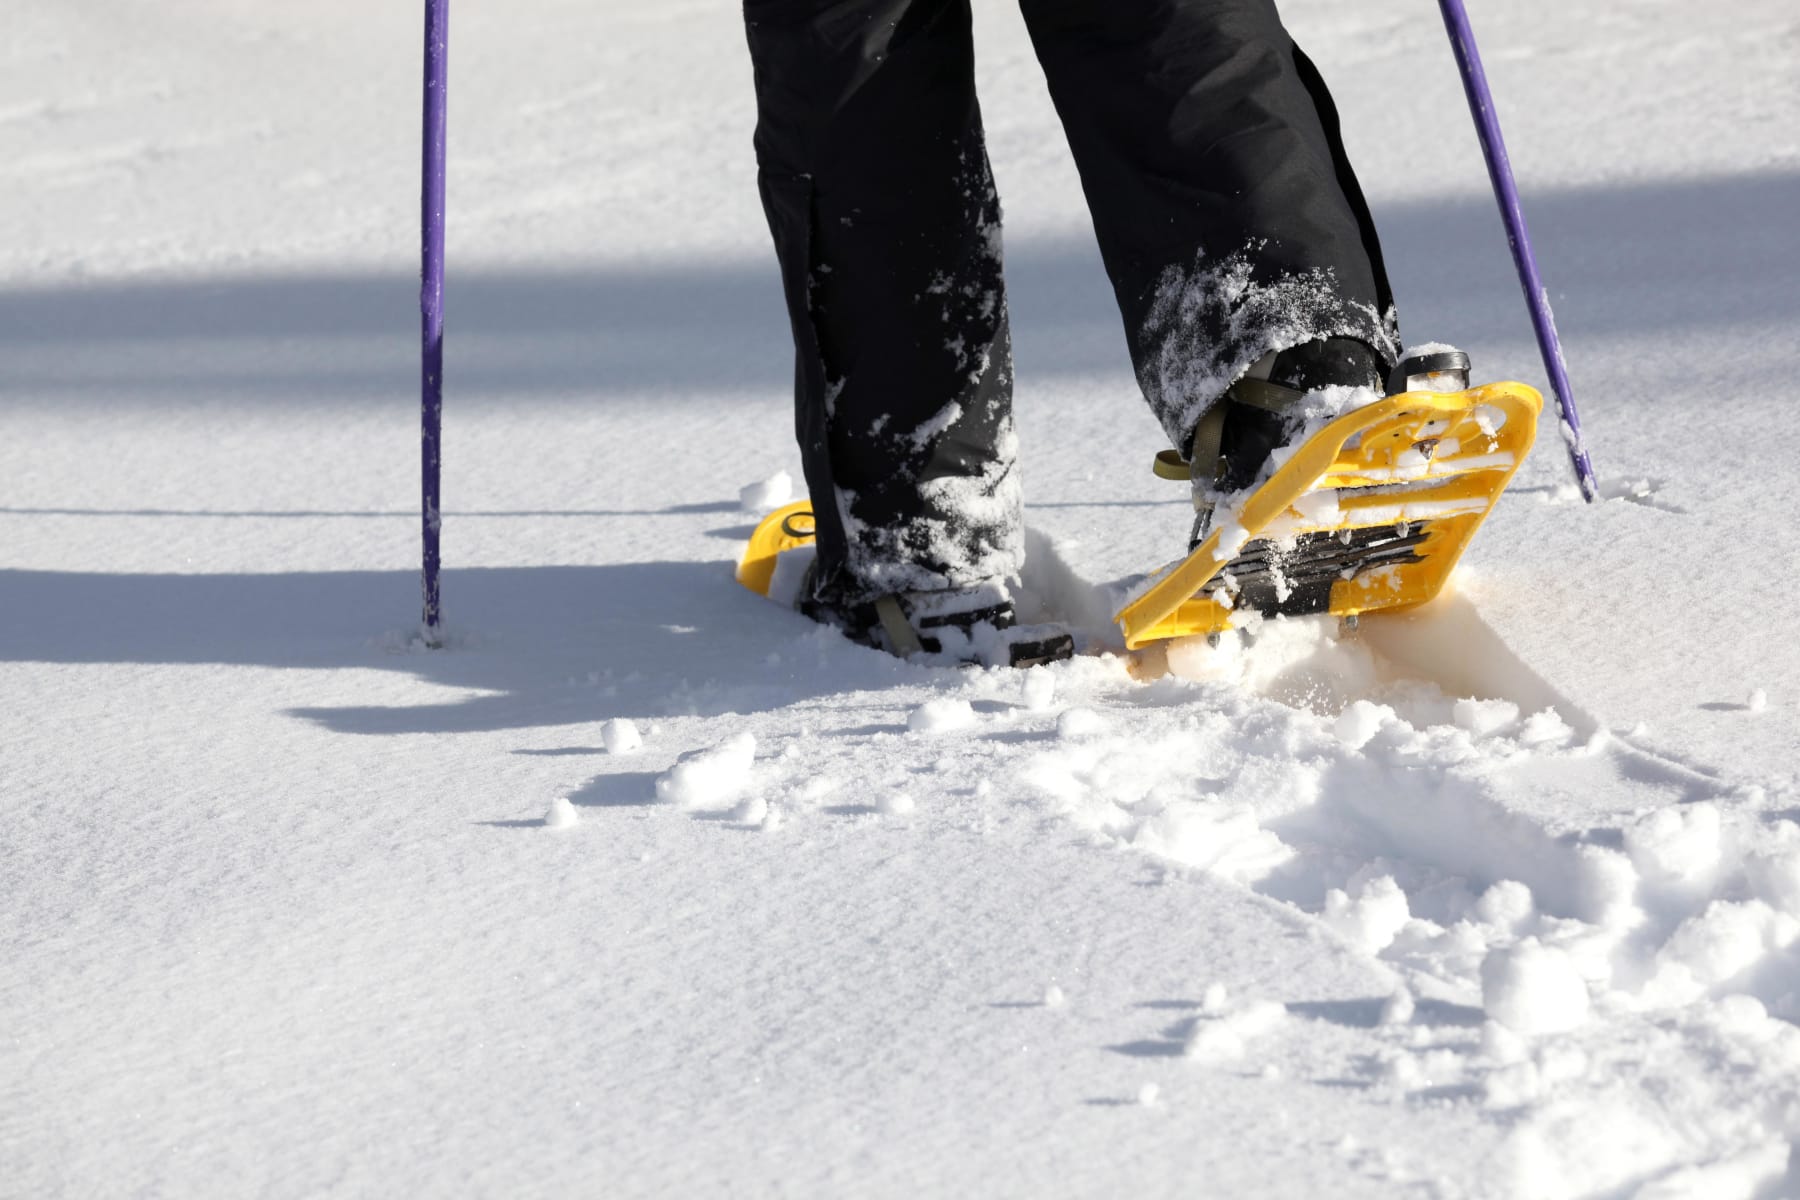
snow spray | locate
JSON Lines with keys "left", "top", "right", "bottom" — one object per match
{"left": 1436, "top": 0, "right": 1600, "bottom": 503}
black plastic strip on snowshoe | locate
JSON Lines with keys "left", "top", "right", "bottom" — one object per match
{"left": 1208, "top": 522, "right": 1433, "bottom": 618}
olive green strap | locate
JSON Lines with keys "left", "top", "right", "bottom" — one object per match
{"left": 1227, "top": 376, "right": 1304, "bottom": 414}
{"left": 1149, "top": 376, "right": 1305, "bottom": 498}
{"left": 873, "top": 595, "right": 924, "bottom": 657}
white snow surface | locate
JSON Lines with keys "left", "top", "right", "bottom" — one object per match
{"left": 5, "top": 1, "right": 1800, "bottom": 1196}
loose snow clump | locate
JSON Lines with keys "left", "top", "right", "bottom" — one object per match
{"left": 1020, "top": 667, "right": 1056, "bottom": 712}
{"left": 1624, "top": 803, "right": 1721, "bottom": 888}
{"left": 908, "top": 698, "right": 977, "bottom": 734}
{"left": 1056, "top": 707, "right": 1107, "bottom": 739}
{"left": 1044, "top": 985, "right": 1066, "bottom": 1008}
{"left": 1481, "top": 938, "right": 1589, "bottom": 1035}
{"left": 1452, "top": 697, "right": 1520, "bottom": 738}
{"left": 544, "top": 796, "right": 579, "bottom": 829}
{"left": 879, "top": 792, "right": 916, "bottom": 816}
{"left": 738, "top": 470, "right": 794, "bottom": 512}
{"left": 1476, "top": 880, "right": 1537, "bottom": 934}
{"left": 1322, "top": 876, "right": 1410, "bottom": 955}
{"left": 601, "top": 718, "right": 643, "bottom": 755}
{"left": 1650, "top": 900, "right": 1796, "bottom": 1001}
{"left": 655, "top": 733, "right": 756, "bottom": 809}
{"left": 1185, "top": 1000, "right": 1286, "bottom": 1063}
{"left": 1517, "top": 708, "right": 1573, "bottom": 747}
{"left": 1333, "top": 700, "right": 1395, "bottom": 750}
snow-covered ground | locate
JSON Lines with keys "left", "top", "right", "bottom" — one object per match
{"left": 5, "top": 1, "right": 1799, "bottom": 1196}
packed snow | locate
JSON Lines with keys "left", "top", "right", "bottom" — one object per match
{"left": 4, "top": 0, "right": 1799, "bottom": 1197}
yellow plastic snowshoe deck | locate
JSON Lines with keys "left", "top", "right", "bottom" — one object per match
{"left": 1115, "top": 382, "right": 1542, "bottom": 650}
{"left": 736, "top": 500, "right": 816, "bottom": 597}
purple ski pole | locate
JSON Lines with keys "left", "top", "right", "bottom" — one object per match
{"left": 1436, "top": 0, "right": 1599, "bottom": 503}
{"left": 420, "top": 0, "right": 448, "bottom": 639}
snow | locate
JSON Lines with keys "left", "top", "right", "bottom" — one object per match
{"left": 907, "top": 697, "right": 978, "bottom": 734}
{"left": 5, "top": 0, "right": 1800, "bottom": 1196}
{"left": 737, "top": 469, "right": 793, "bottom": 513}
{"left": 599, "top": 716, "right": 642, "bottom": 754}
{"left": 654, "top": 732, "right": 757, "bottom": 809}
{"left": 1480, "top": 939, "right": 1590, "bottom": 1035}
{"left": 543, "top": 795, "right": 579, "bottom": 829}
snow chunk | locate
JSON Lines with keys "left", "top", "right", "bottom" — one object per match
{"left": 879, "top": 792, "right": 916, "bottom": 817}
{"left": 1056, "top": 707, "right": 1107, "bottom": 739}
{"left": 738, "top": 470, "right": 794, "bottom": 512}
{"left": 1137, "top": 1082, "right": 1160, "bottom": 1107}
{"left": 1517, "top": 708, "right": 1573, "bottom": 747}
{"left": 1480, "top": 938, "right": 1589, "bottom": 1035}
{"left": 1211, "top": 513, "right": 1251, "bottom": 563}
{"left": 1322, "top": 876, "right": 1411, "bottom": 955}
{"left": 655, "top": 733, "right": 756, "bottom": 809}
{"left": 1201, "top": 983, "right": 1229, "bottom": 1014}
{"left": 907, "top": 698, "right": 977, "bottom": 734}
{"left": 1019, "top": 667, "right": 1056, "bottom": 712}
{"left": 732, "top": 794, "right": 769, "bottom": 825}
{"left": 1043, "top": 985, "right": 1066, "bottom": 1008}
{"left": 1333, "top": 699, "right": 1395, "bottom": 750}
{"left": 1381, "top": 989, "right": 1415, "bottom": 1026}
{"left": 543, "top": 796, "right": 579, "bottom": 829}
{"left": 1452, "top": 697, "right": 1520, "bottom": 739}
{"left": 601, "top": 718, "right": 643, "bottom": 755}
{"left": 1655, "top": 900, "right": 1795, "bottom": 996}
{"left": 1476, "top": 880, "right": 1537, "bottom": 934}
{"left": 1747, "top": 688, "right": 1768, "bottom": 713}
{"left": 1185, "top": 1000, "right": 1286, "bottom": 1063}
{"left": 1624, "top": 803, "right": 1721, "bottom": 888}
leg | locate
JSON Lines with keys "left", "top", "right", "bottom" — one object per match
{"left": 1020, "top": 0, "right": 1399, "bottom": 451}
{"left": 744, "top": 0, "right": 1020, "bottom": 611}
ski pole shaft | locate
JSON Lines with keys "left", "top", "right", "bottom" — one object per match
{"left": 1436, "top": 0, "right": 1599, "bottom": 502}
{"left": 421, "top": 0, "right": 448, "bottom": 635}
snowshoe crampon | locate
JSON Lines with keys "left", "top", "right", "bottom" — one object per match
{"left": 1115, "top": 382, "right": 1543, "bottom": 650}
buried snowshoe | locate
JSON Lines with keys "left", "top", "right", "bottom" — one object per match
{"left": 735, "top": 502, "right": 1075, "bottom": 669}
{"left": 1116, "top": 347, "right": 1542, "bottom": 650}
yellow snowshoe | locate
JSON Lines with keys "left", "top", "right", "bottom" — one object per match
{"left": 1115, "top": 381, "right": 1542, "bottom": 650}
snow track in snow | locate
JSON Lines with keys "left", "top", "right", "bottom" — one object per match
{"left": 686, "top": 536, "right": 1800, "bottom": 1198}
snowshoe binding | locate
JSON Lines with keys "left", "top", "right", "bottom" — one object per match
{"left": 736, "top": 502, "right": 1075, "bottom": 669}
{"left": 1118, "top": 343, "right": 1541, "bottom": 649}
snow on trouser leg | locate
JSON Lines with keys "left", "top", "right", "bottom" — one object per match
{"left": 745, "top": 0, "right": 1023, "bottom": 617}
{"left": 1020, "top": 0, "right": 1401, "bottom": 450}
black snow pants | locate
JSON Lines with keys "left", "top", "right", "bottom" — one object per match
{"left": 745, "top": 0, "right": 1397, "bottom": 608}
